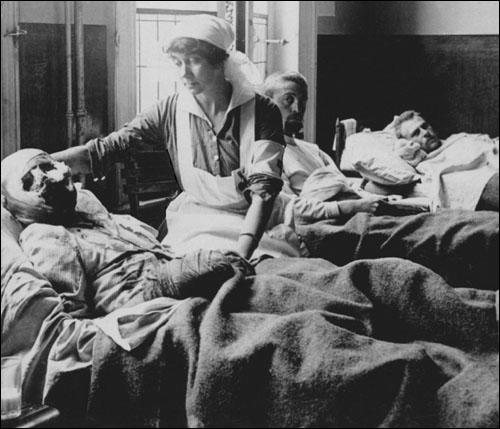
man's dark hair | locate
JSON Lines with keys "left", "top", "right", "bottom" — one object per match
{"left": 165, "top": 37, "right": 229, "bottom": 67}
{"left": 263, "top": 71, "right": 308, "bottom": 99}
{"left": 393, "top": 110, "right": 422, "bottom": 137}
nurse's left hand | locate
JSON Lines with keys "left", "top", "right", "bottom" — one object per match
{"left": 223, "top": 251, "right": 255, "bottom": 277}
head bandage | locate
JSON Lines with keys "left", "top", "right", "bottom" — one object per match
{"left": 1, "top": 149, "right": 76, "bottom": 225}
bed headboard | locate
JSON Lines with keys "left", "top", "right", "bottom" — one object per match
{"left": 317, "top": 35, "right": 499, "bottom": 154}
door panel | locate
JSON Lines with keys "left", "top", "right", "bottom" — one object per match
{"left": 18, "top": 23, "right": 108, "bottom": 152}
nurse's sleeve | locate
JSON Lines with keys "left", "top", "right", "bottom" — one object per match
{"left": 86, "top": 98, "right": 173, "bottom": 179}
{"left": 53, "top": 96, "right": 174, "bottom": 179}
{"left": 244, "top": 96, "right": 286, "bottom": 201}
{"left": 237, "top": 97, "right": 286, "bottom": 258}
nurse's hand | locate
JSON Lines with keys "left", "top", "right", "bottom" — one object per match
{"left": 52, "top": 146, "right": 92, "bottom": 177}
{"left": 222, "top": 251, "right": 255, "bottom": 277}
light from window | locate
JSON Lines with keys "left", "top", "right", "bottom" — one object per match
{"left": 136, "top": 1, "right": 217, "bottom": 11}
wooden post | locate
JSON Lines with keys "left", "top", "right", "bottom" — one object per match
{"left": 234, "top": 1, "right": 246, "bottom": 53}
{"left": 65, "top": 1, "right": 74, "bottom": 147}
{"left": 74, "top": 1, "right": 87, "bottom": 146}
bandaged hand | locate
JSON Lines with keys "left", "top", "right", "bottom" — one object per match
{"left": 395, "top": 139, "right": 427, "bottom": 167}
{"left": 153, "top": 249, "right": 254, "bottom": 300}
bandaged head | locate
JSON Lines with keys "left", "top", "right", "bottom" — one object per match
{"left": 164, "top": 14, "right": 262, "bottom": 88}
{"left": 1, "top": 149, "right": 77, "bottom": 225}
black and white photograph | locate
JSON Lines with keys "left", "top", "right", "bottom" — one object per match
{"left": 1, "top": 1, "right": 499, "bottom": 427}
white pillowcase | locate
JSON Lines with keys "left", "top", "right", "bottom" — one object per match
{"left": 353, "top": 152, "right": 421, "bottom": 185}
{"left": 1, "top": 188, "right": 109, "bottom": 286}
{"left": 1, "top": 205, "right": 27, "bottom": 285}
{"left": 340, "top": 131, "right": 396, "bottom": 172}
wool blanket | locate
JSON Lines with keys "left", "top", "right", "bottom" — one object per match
{"left": 79, "top": 257, "right": 498, "bottom": 428}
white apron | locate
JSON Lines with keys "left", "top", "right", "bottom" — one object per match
{"left": 162, "top": 93, "right": 305, "bottom": 258}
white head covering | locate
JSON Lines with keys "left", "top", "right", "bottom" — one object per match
{"left": 164, "top": 14, "right": 262, "bottom": 89}
{"left": 166, "top": 14, "right": 234, "bottom": 52}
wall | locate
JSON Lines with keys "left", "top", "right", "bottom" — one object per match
{"left": 314, "top": 1, "right": 499, "bottom": 152}
{"left": 267, "top": 2, "right": 300, "bottom": 74}
{"left": 267, "top": 1, "right": 318, "bottom": 141}
{"left": 19, "top": 1, "right": 116, "bottom": 132}
{"left": 17, "top": 1, "right": 118, "bottom": 207}
{"left": 317, "top": 1, "right": 499, "bottom": 35}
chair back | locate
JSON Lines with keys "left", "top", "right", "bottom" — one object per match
{"left": 122, "top": 148, "right": 179, "bottom": 227}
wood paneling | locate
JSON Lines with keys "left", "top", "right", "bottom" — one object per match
{"left": 1, "top": 1, "right": 21, "bottom": 159}
{"left": 18, "top": 23, "right": 108, "bottom": 153}
{"left": 316, "top": 35, "right": 499, "bottom": 153}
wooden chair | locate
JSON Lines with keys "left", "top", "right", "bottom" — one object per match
{"left": 332, "top": 118, "right": 346, "bottom": 168}
{"left": 122, "top": 147, "right": 180, "bottom": 232}
{"left": 332, "top": 118, "right": 365, "bottom": 178}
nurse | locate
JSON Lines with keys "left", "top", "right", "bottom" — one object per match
{"left": 53, "top": 15, "right": 304, "bottom": 259}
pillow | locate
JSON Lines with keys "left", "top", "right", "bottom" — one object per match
{"left": 1, "top": 204, "right": 24, "bottom": 243}
{"left": 1, "top": 188, "right": 107, "bottom": 286}
{"left": 353, "top": 152, "right": 421, "bottom": 186}
{"left": 340, "top": 131, "right": 396, "bottom": 173}
{"left": 1, "top": 206, "right": 27, "bottom": 286}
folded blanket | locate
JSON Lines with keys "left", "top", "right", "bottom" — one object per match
{"left": 298, "top": 210, "right": 499, "bottom": 291}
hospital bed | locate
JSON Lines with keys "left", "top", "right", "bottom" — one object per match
{"left": 332, "top": 118, "right": 499, "bottom": 211}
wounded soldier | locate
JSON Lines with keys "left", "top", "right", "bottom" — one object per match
{"left": 1, "top": 148, "right": 252, "bottom": 407}
{"left": 2, "top": 149, "right": 253, "bottom": 313}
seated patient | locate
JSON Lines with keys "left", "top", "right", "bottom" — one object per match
{"left": 1, "top": 149, "right": 251, "bottom": 317}
{"left": 263, "top": 71, "right": 384, "bottom": 224}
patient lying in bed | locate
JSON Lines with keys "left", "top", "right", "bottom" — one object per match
{"left": 2, "top": 150, "right": 252, "bottom": 311}
{"left": 348, "top": 111, "right": 499, "bottom": 210}
{"left": 1, "top": 149, "right": 252, "bottom": 406}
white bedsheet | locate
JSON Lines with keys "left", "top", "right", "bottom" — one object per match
{"left": 414, "top": 133, "right": 498, "bottom": 210}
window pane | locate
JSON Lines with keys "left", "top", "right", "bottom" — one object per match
{"left": 136, "top": 1, "right": 217, "bottom": 11}
{"left": 136, "top": 2, "right": 219, "bottom": 112}
{"left": 253, "top": 1, "right": 268, "bottom": 16}
{"left": 251, "top": 11, "right": 268, "bottom": 77}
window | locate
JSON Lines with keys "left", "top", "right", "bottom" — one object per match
{"left": 250, "top": 2, "right": 269, "bottom": 78}
{"left": 135, "top": 2, "right": 218, "bottom": 112}
{"left": 135, "top": 1, "right": 268, "bottom": 113}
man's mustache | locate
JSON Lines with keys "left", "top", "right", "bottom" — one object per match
{"left": 284, "top": 114, "right": 304, "bottom": 136}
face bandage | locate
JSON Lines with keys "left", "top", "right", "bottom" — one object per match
{"left": 1, "top": 149, "right": 77, "bottom": 225}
